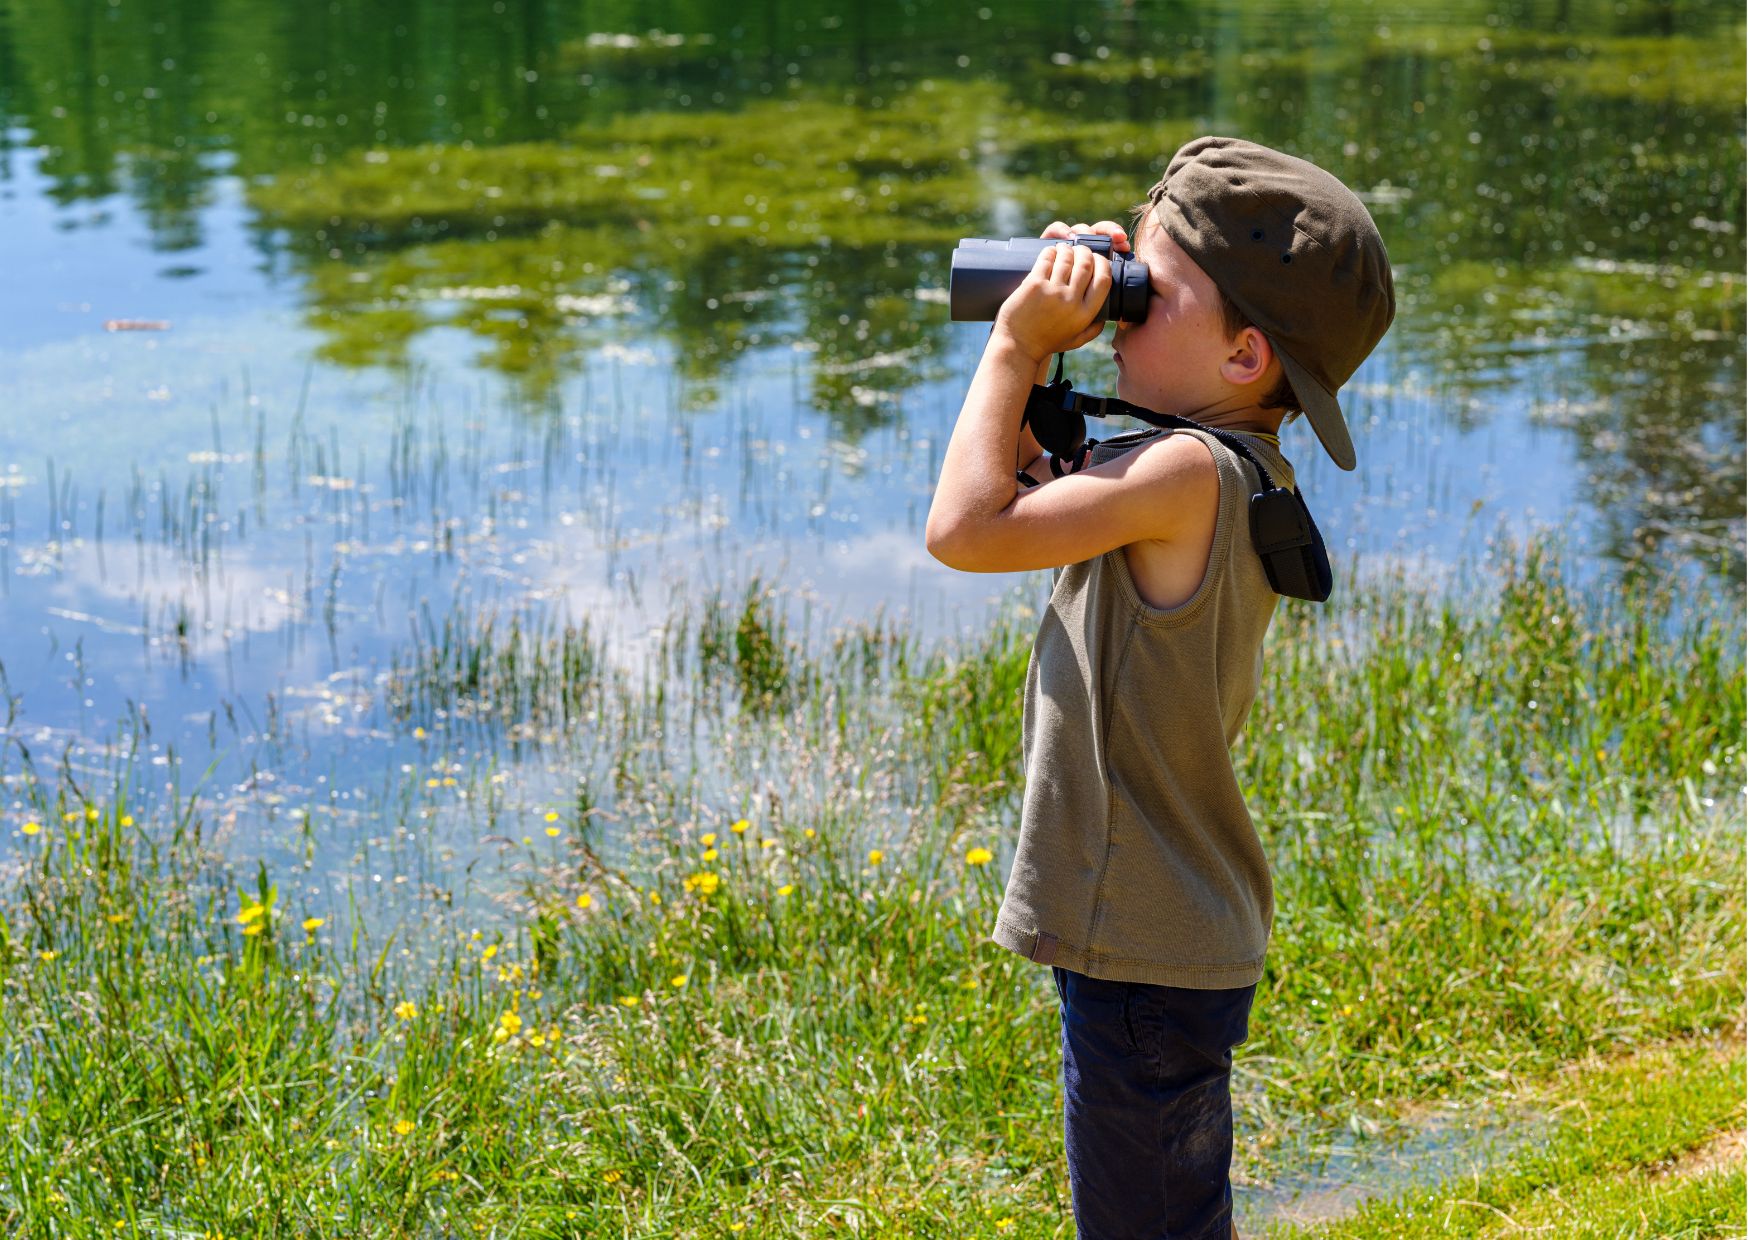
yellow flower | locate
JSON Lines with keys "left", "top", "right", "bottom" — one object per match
{"left": 603, "top": 1169, "right": 623, "bottom": 1183}
{"left": 683, "top": 871, "right": 720, "bottom": 896}
{"left": 777, "top": 884, "right": 794, "bottom": 896}
{"left": 242, "top": 923, "right": 264, "bottom": 937}
{"left": 120, "top": 815, "right": 134, "bottom": 827}
{"left": 529, "top": 1032, "right": 546, "bottom": 1048}
{"left": 442, "top": 777, "right": 457, "bottom": 787}
{"left": 546, "top": 826, "right": 561, "bottom": 837}
{"left": 38, "top": 949, "right": 57, "bottom": 962}
{"left": 394, "top": 1119, "right": 415, "bottom": 1136}
{"left": 426, "top": 778, "right": 440, "bottom": 788}
{"left": 760, "top": 838, "right": 775, "bottom": 850}
{"left": 648, "top": 891, "right": 661, "bottom": 905}
{"left": 803, "top": 827, "right": 815, "bottom": 839}
{"left": 730, "top": 1225, "right": 745, "bottom": 1234}
{"left": 237, "top": 904, "right": 264, "bottom": 925}
{"left": 20, "top": 822, "right": 41, "bottom": 836}
{"left": 868, "top": 849, "right": 884, "bottom": 865}
{"left": 964, "top": 846, "right": 994, "bottom": 866}
{"left": 701, "top": 832, "right": 717, "bottom": 846}
{"left": 394, "top": 1001, "right": 419, "bottom": 1021}
{"left": 481, "top": 944, "right": 499, "bottom": 961}
{"left": 701, "top": 848, "right": 718, "bottom": 861}
{"left": 617, "top": 995, "right": 640, "bottom": 1007}
{"left": 106, "top": 912, "right": 127, "bottom": 924}
{"left": 413, "top": 726, "right": 427, "bottom": 739}
{"left": 544, "top": 811, "right": 560, "bottom": 822}
{"left": 302, "top": 917, "right": 326, "bottom": 932}
{"left": 731, "top": 818, "right": 750, "bottom": 834}
{"left": 499, "top": 1011, "right": 523, "bottom": 1037}
{"left": 670, "top": 974, "right": 689, "bottom": 988}
{"left": 61, "top": 811, "right": 77, "bottom": 823}
{"left": 85, "top": 806, "right": 98, "bottom": 822}
{"left": 575, "top": 892, "right": 593, "bottom": 909}
{"left": 995, "top": 1218, "right": 1015, "bottom": 1231}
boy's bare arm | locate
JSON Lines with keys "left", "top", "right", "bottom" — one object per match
{"left": 1016, "top": 353, "right": 1051, "bottom": 473}
{"left": 927, "top": 243, "right": 1110, "bottom": 559}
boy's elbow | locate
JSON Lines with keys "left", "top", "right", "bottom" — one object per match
{"left": 924, "top": 519, "right": 959, "bottom": 567}
{"left": 925, "top": 515, "right": 974, "bottom": 569}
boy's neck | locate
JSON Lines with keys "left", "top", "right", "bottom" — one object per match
{"left": 1178, "top": 403, "right": 1284, "bottom": 438}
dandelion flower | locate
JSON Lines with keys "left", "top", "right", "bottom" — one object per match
{"left": 414, "top": 726, "right": 427, "bottom": 739}
{"left": 760, "top": 838, "right": 775, "bottom": 850}
{"left": 868, "top": 849, "right": 884, "bottom": 865}
{"left": 302, "top": 917, "right": 326, "bottom": 932}
{"left": 731, "top": 818, "right": 750, "bottom": 834}
{"left": 38, "top": 949, "right": 57, "bottom": 962}
{"left": 603, "top": 1169, "right": 623, "bottom": 1183}
{"left": 648, "top": 891, "right": 662, "bottom": 905}
{"left": 237, "top": 904, "right": 264, "bottom": 925}
{"left": 777, "top": 884, "right": 794, "bottom": 896}
{"left": 995, "top": 1218, "right": 1015, "bottom": 1231}
{"left": 85, "top": 806, "right": 98, "bottom": 822}
{"left": 964, "top": 846, "right": 994, "bottom": 866}
{"left": 670, "top": 974, "right": 688, "bottom": 988}
{"left": 120, "top": 815, "right": 134, "bottom": 827}
{"left": 61, "top": 811, "right": 77, "bottom": 823}
{"left": 544, "top": 811, "right": 560, "bottom": 822}
{"left": 394, "top": 1119, "right": 415, "bottom": 1136}
{"left": 701, "top": 848, "right": 718, "bottom": 861}
{"left": 546, "top": 826, "right": 561, "bottom": 838}
{"left": 617, "top": 995, "right": 640, "bottom": 1007}
{"left": 242, "top": 923, "right": 264, "bottom": 937}
{"left": 106, "top": 912, "right": 127, "bottom": 924}
{"left": 481, "top": 944, "right": 499, "bottom": 961}
{"left": 20, "top": 822, "right": 40, "bottom": 836}
{"left": 575, "top": 892, "right": 593, "bottom": 909}
{"left": 426, "top": 778, "right": 440, "bottom": 788}
{"left": 803, "top": 827, "right": 815, "bottom": 839}
{"left": 701, "top": 832, "right": 717, "bottom": 846}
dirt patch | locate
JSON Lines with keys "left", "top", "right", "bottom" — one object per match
{"left": 1646, "top": 1127, "right": 1746, "bottom": 1183}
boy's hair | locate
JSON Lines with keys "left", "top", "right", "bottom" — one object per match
{"left": 1128, "top": 200, "right": 1304, "bottom": 424}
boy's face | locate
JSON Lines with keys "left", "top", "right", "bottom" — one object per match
{"left": 1112, "top": 209, "right": 1276, "bottom": 420}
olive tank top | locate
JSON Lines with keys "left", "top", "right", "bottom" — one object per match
{"left": 990, "top": 423, "right": 1295, "bottom": 988}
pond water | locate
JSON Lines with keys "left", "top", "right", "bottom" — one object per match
{"left": 0, "top": 3, "right": 1741, "bottom": 933}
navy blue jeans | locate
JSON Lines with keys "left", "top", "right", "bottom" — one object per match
{"left": 1053, "top": 966, "right": 1256, "bottom": 1240}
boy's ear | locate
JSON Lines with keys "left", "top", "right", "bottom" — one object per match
{"left": 1222, "top": 326, "right": 1276, "bottom": 386}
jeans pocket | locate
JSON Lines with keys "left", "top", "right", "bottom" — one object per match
{"left": 1118, "top": 983, "right": 1143, "bottom": 1057}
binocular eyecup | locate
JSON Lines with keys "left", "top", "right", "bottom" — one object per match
{"left": 947, "top": 234, "right": 1151, "bottom": 324}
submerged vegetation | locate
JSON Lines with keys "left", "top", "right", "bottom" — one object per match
{"left": 1, "top": 534, "right": 1739, "bottom": 1233}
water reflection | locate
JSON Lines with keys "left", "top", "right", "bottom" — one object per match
{"left": 0, "top": 0, "right": 1740, "bottom": 888}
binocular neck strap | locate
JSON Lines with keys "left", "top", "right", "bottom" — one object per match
{"left": 1031, "top": 365, "right": 1281, "bottom": 492}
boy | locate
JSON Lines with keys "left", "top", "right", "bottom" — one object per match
{"left": 924, "top": 136, "right": 1395, "bottom": 1239}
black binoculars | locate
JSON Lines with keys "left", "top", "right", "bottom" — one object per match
{"left": 947, "top": 234, "right": 1152, "bottom": 324}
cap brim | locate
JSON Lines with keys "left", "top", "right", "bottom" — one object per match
{"left": 1273, "top": 346, "right": 1356, "bottom": 472}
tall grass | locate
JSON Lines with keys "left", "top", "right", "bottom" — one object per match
{"left": 0, "top": 533, "right": 1739, "bottom": 1234}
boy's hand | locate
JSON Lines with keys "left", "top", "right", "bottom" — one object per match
{"left": 1040, "top": 218, "right": 1131, "bottom": 254}
{"left": 994, "top": 240, "right": 1113, "bottom": 364}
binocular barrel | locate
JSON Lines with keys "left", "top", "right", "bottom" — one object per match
{"left": 948, "top": 235, "right": 1151, "bottom": 324}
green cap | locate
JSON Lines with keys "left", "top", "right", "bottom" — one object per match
{"left": 1148, "top": 135, "right": 1396, "bottom": 471}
